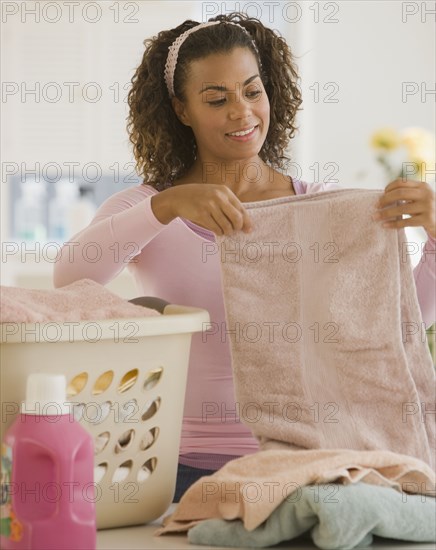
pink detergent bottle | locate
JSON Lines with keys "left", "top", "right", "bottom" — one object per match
{"left": 0, "top": 373, "right": 96, "bottom": 549}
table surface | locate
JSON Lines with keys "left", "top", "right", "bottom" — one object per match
{"left": 97, "top": 504, "right": 435, "bottom": 550}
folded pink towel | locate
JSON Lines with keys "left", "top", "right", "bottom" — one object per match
{"left": 156, "top": 448, "right": 435, "bottom": 534}
{"left": 0, "top": 279, "right": 160, "bottom": 323}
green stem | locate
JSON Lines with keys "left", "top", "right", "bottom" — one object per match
{"left": 376, "top": 156, "right": 396, "bottom": 183}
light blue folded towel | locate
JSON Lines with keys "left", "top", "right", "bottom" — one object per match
{"left": 188, "top": 482, "right": 436, "bottom": 549}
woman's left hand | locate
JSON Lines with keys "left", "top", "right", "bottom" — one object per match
{"left": 372, "top": 179, "right": 436, "bottom": 239}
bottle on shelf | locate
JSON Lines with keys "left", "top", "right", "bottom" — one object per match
{"left": 14, "top": 181, "right": 48, "bottom": 242}
{"left": 0, "top": 373, "right": 96, "bottom": 549}
{"left": 48, "top": 180, "right": 79, "bottom": 242}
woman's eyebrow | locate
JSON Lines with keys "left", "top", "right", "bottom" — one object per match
{"left": 199, "top": 74, "right": 260, "bottom": 94}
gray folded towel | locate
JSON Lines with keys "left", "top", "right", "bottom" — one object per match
{"left": 188, "top": 482, "right": 436, "bottom": 549}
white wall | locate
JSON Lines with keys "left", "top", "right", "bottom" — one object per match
{"left": 289, "top": 0, "right": 435, "bottom": 188}
{"left": 1, "top": 1, "right": 434, "bottom": 291}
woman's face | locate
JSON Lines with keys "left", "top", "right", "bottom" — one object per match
{"left": 173, "top": 47, "right": 270, "bottom": 167}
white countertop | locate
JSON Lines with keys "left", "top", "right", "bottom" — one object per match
{"left": 97, "top": 504, "right": 435, "bottom": 550}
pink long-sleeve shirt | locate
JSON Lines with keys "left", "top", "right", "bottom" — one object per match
{"left": 53, "top": 179, "right": 436, "bottom": 469}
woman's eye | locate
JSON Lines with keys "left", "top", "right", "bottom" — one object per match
{"left": 208, "top": 99, "right": 226, "bottom": 106}
{"left": 246, "top": 90, "right": 262, "bottom": 100}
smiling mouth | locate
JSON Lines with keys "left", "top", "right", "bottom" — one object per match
{"left": 226, "top": 125, "right": 259, "bottom": 137}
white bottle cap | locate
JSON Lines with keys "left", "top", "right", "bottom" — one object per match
{"left": 21, "top": 373, "right": 71, "bottom": 416}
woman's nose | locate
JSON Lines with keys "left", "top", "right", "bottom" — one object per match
{"left": 228, "top": 96, "right": 252, "bottom": 119}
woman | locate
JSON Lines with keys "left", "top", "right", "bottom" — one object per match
{"left": 53, "top": 12, "right": 435, "bottom": 500}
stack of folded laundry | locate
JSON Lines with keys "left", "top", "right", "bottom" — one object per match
{"left": 157, "top": 448, "right": 435, "bottom": 548}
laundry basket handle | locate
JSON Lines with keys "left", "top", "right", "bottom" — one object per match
{"left": 128, "top": 296, "right": 171, "bottom": 314}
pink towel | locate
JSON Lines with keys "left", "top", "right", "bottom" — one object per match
{"left": 156, "top": 448, "right": 435, "bottom": 534}
{"left": 214, "top": 188, "right": 435, "bottom": 467}
{"left": 0, "top": 279, "right": 160, "bottom": 323}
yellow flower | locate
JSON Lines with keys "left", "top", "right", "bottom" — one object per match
{"left": 400, "top": 127, "right": 435, "bottom": 164}
{"left": 370, "top": 127, "right": 401, "bottom": 151}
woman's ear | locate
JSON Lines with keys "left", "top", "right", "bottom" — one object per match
{"left": 172, "top": 97, "right": 191, "bottom": 126}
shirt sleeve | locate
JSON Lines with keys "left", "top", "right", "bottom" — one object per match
{"left": 53, "top": 185, "right": 168, "bottom": 288}
{"left": 302, "top": 180, "right": 435, "bottom": 329}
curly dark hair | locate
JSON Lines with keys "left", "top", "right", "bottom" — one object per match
{"left": 126, "top": 12, "right": 303, "bottom": 190}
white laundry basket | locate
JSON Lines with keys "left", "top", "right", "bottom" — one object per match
{"left": 0, "top": 297, "right": 210, "bottom": 529}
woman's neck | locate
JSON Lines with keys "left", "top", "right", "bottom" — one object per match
{"left": 176, "top": 157, "right": 277, "bottom": 194}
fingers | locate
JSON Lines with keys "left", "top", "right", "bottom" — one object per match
{"left": 378, "top": 179, "right": 425, "bottom": 208}
{"left": 210, "top": 209, "right": 236, "bottom": 236}
{"left": 376, "top": 180, "right": 435, "bottom": 236}
{"left": 219, "top": 197, "right": 253, "bottom": 235}
{"left": 183, "top": 186, "right": 254, "bottom": 236}
{"left": 372, "top": 201, "right": 424, "bottom": 222}
{"left": 210, "top": 206, "right": 253, "bottom": 236}
{"left": 241, "top": 208, "right": 253, "bottom": 234}
{"left": 231, "top": 205, "right": 253, "bottom": 234}
{"left": 373, "top": 198, "right": 428, "bottom": 229}
{"left": 383, "top": 178, "right": 422, "bottom": 193}
{"left": 377, "top": 189, "right": 422, "bottom": 209}
{"left": 376, "top": 213, "right": 428, "bottom": 230}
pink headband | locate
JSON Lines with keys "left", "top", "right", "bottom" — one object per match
{"left": 164, "top": 20, "right": 261, "bottom": 98}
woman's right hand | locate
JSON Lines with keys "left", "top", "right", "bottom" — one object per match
{"left": 150, "top": 183, "right": 253, "bottom": 236}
